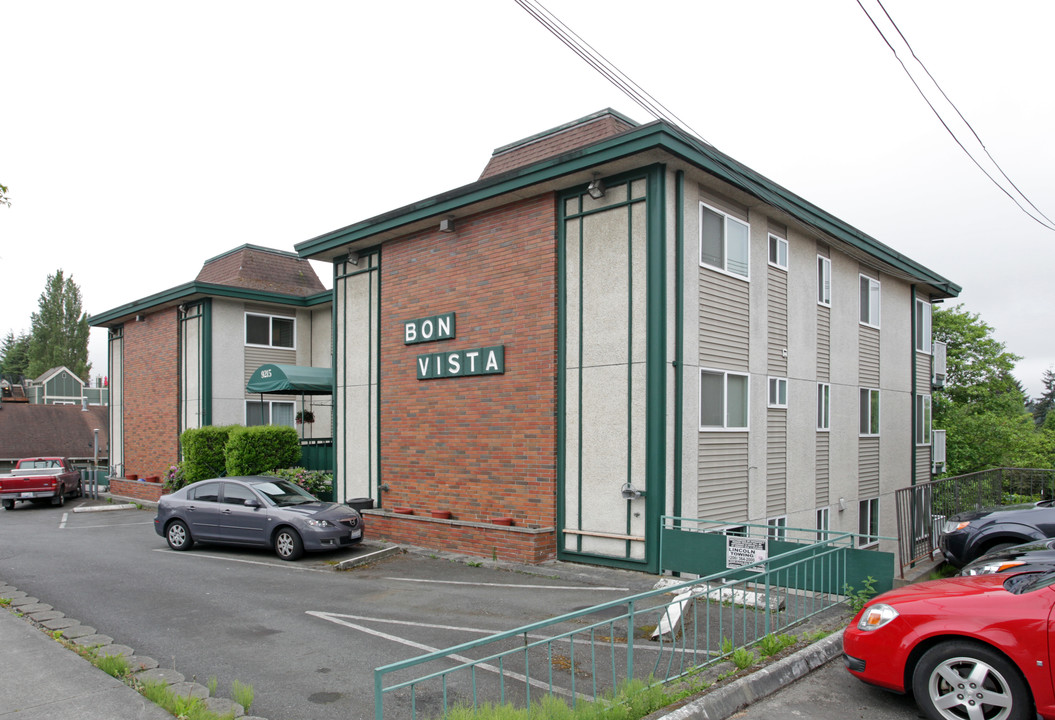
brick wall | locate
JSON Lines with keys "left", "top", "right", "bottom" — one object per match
{"left": 110, "top": 477, "right": 167, "bottom": 503}
{"left": 366, "top": 511, "right": 556, "bottom": 564}
{"left": 378, "top": 194, "right": 559, "bottom": 549}
{"left": 121, "top": 309, "right": 180, "bottom": 479}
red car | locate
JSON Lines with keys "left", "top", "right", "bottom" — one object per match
{"left": 844, "top": 571, "right": 1055, "bottom": 720}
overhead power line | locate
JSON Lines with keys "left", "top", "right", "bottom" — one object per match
{"left": 856, "top": 0, "right": 1055, "bottom": 232}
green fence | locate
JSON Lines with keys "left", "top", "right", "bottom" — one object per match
{"left": 373, "top": 519, "right": 891, "bottom": 719}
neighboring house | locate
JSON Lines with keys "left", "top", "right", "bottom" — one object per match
{"left": 88, "top": 245, "right": 332, "bottom": 481}
{"left": 25, "top": 366, "right": 109, "bottom": 406}
{"left": 0, "top": 403, "right": 108, "bottom": 473}
{"left": 295, "top": 109, "right": 959, "bottom": 572}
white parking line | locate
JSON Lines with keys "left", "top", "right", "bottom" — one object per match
{"left": 150, "top": 548, "right": 334, "bottom": 573}
{"left": 65, "top": 520, "right": 155, "bottom": 530}
{"left": 386, "top": 577, "right": 629, "bottom": 592}
{"left": 59, "top": 512, "right": 68, "bottom": 529}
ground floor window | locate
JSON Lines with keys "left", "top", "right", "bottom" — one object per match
{"left": 246, "top": 400, "right": 295, "bottom": 427}
{"left": 858, "top": 498, "right": 879, "bottom": 547}
{"left": 816, "top": 507, "right": 830, "bottom": 541}
{"left": 767, "top": 516, "right": 787, "bottom": 540}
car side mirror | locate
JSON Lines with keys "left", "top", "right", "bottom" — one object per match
{"left": 244, "top": 498, "right": 262, "bottom": 509}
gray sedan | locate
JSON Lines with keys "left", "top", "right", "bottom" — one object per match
{"left": 153, "top": 476, "right": 363, "bottom": 560}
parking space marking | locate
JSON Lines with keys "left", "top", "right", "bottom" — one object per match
{"left": 59, "top": 512, "right": 68, "bottom": 529}
{"left": 307, "top": 611, "right": 589, "bottom": 701}
{"left": 64, "top": 520, "right": 155, "bottom": 530}
{"left": 150, "top": 548, "right": 335, "bottom": 573}
{"left": 386, "top": 577, "right": 630, "bottom": 592}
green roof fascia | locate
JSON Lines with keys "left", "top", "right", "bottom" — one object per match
{"left": 297, "top": 121, "right": 960, "bottom": 298}
{"left": 89, "top": 282, "right": 333, "bottom": 327}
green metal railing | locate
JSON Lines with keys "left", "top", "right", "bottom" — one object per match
{"left": 373, "top": 519, "right": 892, "bottom": 719}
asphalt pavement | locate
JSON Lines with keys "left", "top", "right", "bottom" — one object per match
{"left": 0, "top": 493, "right": 861, "bottom": 720}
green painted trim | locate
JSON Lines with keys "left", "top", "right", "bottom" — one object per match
{"left": 556, "top": 198, "right": 569, "bottom": 554}
{"left": 557, "top": 550, "right": 650, "bottom": 573}
{"left": 201, "top": 299, "right": 212, "bottom": 426}
{"left": 674, "top": 171, "right": 685, "bottom": 521}
{"left": 297, "top": 122, "right": 959, "bottom": 299}
{"left": 644, "top": 165, "right": 667, "bottom": 574}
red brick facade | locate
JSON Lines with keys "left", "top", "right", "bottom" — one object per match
{"left": 375, "top": 194, "right": 559, "bottom": 557}
{"left": 122, "top": 309, "right": 179, "bottom": 479}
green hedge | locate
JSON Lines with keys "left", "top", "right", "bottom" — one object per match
{"left": 180, "top": 426, "right": 236, "bottom": 483}
{"left": 225, "top": 425, "right": 301, "bottom": 477}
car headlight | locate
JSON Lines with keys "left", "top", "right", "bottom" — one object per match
{"left": 306, "top": 518, "right": 332, "bottom": 528}
{"left": 963, "top": 560, "right": 1026, "bottom": 575}
{"left": 857, "top": 603, "right": 899, "bottom": 631}
{"left": 942, "top": 520, "right": 970, "bottom": 534}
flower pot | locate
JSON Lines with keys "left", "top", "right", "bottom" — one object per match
{"left": 393, "top": 507, "right": 414, "bottom": 515}
{"left": 491, "top": 517, "right": 514, "bottom": 526}
{"left": 125, "top": 474, "right": 138, "bottom": 481}
{"left": 430, "top": 510, "right": 452, "bottom": 519}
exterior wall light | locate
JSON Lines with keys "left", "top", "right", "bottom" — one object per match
{"left": 587, "top": 175, "right": 606, "bottom": 199}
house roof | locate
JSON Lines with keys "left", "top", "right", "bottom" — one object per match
{"left": 89, "top": 244, "right": 331, "bottom": 327}
{"left": 0, "top": 403, "right": 109, "bottom": 462}
{"left": 296, "top": 110, "right": 960, "bottom": 299}
{"left": 32, "top": 366, "right": 84, "bottom": 387}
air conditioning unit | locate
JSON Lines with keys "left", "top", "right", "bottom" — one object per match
{"left": 932, "top": 341, "right": 947, "bottom": 389}
{"left": 932, "top": 429, "right": 946, "bottom": 475}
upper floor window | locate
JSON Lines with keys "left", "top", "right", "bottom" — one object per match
{"left": 768, "top": 377, "right": 788, "bottom": 408}
{"left": 700, "top": 203, "right": 749, "bottom": 279}
{"left": 860, "top": 388, "right": 880, "bottom": 436}
{"left": 916, "top": 394, "right": 933, "bottom": 445}
{"left": 915, "top": 298, "right": 932, "bottom": 353}
{"left": 246, "top": 312, "right": 295, "bottom": 349}
{"left": 859, "top": 275, "right": 881, "bottom": 327}
{"left": 700, "top": 369, "right": 749, "bottom": 430}
{"left": 817, "top": 383, "right": 831, "bottom": 431}
{"left": 817, "top": 256, "right": 831, "bottom": 306}
{"left": 768, "top": 234, "right": 788, "bottom": 270}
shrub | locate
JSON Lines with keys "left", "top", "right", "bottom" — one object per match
{"left": 265, "top": 467, "right": 332, "bottom": 497}
{"left": 225, "top": 425, "right": 301, "bottom": 476}
{"left": 162, "top": 463, "right": 187, "bottom": 492}
{"left": 180, "top": 426, "right": 235, "bottom": 483}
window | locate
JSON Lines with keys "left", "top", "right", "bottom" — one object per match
{"left": 817, "top": 256, "right": 831, "bottom": 306}
{"left": 859, "top": 498, "right": 879, "bottom": 547}
{"left": 916, "top": 395, "right": 932, "bottom": 445}
{"left": 721, "top": 525, "right": 748, "bottom": 537}
{"left": 817, "top": 383, "right": 831, "bottom": 430}
{"left": 768, "top": 377, "right": 788, "bottom": 408}
{"left": 915, "top": 298, "right": 932, "bottom": 353}
{"left": 816, "top": 507, "right": 830, "bottom": 542}
{"left": 221, "top": 483, "right": 257, "bottom": 506}
{"left": 700, "top": 369, "right": 749, "bottom": 430}
{"left": 246, "top": 400, "right": 296, "bottom": 427}
{"left": 700, "top": 203, "right": 750, "bottom": 278}
{"left": 860, "top": 388, "right": 880, "bottom": 436}
{"left": 859, "top": 275, "right": 880, "bottom": 327}
{"left": 768, "top": 234, "right": 788, "bottom": 270}
{"left": 246, "top": 312, "right": 295, "bottom": 349}
{"left": 187, "top": 482, "right": 220, "bottom": 503}
{"left": 767, "top": 516, "right": 787, "bottom": 541}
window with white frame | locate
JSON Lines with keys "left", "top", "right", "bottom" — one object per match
{"left": 817, "top": 256, "right": 832, "bottom": 306}
{"left": 246, "top": 312, "right": 295, "bottom": 349}
{"left": 916, "top": 394, "right": 932, "bottom": 445}
{"left": 816, "top": 507, "right": 830, "bottom": 542}
{"left": 767, "top": 516, "right": 787, "bottom": 540}
{"left": 700, "top": 369, "right": 749, "bottom": 430}
{"left": 859, "top": 498, "right": 879, "bottom": 547}
{"left": 246, "top": 400, "right": 296, "bottom": 427}
{"left": 817, "top": 383, "right": 831, "bottom": 430}
{"left": 860, "top": 388, "right": 880, "bottom": 436}
{"left": 859, "top": 275, "right": 881, "bottom": 327}
{"left": 768, "top": 234, "right": 788, "bottom": 270}
{"left": 768, "top": 377, "right": 788, "bottom": 408}
{"left": 915, "top": 298, "right": 932, "bottom": 353}
{"left": 700, "top": 203, "right": 750, "bottom": 279}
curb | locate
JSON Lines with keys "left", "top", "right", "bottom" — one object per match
{"left": 653, "top": 629, "right": 845, "bottom": 720}
{"left": 72, "top": 503, "right": 139, "bottom": 513}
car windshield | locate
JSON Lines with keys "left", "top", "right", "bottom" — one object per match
{"left": 249, "top": 479, "right": 318, "bottom": 507}
{"left": 1004, "top": 570, "right": 1055, "bottom": 594}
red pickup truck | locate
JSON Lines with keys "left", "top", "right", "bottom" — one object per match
{"left": 0, "top": 457, "right": 82, "bottom": 510}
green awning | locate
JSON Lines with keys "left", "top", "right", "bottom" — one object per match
{"left": 246, "top": 364, "right": 332, "bottom": 395}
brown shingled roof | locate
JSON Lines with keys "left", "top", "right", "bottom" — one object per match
{"left": 479, "top": 109, "right": 637, "bottom": 180}
{"left": 0, "top": 404, "right": 109, "bottom": 462}
{"left": 195, "top": 245, "right": 326, "bottom": 296}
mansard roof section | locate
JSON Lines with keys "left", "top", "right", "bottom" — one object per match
{"left": 479, "top": 109, "right": 638, "bottom": 180}
{"left": 296, "top": 116, "right": 960, "bottom": 299}
{"left": 196, "top": 244, "right": 325, "bottom": 296}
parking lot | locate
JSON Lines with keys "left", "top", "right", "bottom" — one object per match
{"left": 0, "top": 498, "right": 660, "bottom": 720}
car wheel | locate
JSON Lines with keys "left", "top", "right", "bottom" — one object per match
{"left": 2, "top": 500, "right": 13, "bottom": 510}
{"left": 912, "top": 640, "right": 1032, "bottom": 720}
{"left": 274, "top": 528, "right": 303, "bottom": 561}
{"left": 166, "top": 520, "right": 194, "bottom": 551}
{"left": 52, "top": 488, "right": 65, "bottom": 506}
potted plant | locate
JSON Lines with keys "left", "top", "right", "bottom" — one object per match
{"left": 295, "top": 410, "right": 315, "bottom": 425}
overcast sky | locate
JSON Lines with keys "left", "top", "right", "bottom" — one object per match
{"left": 2, "top": 1, "right": 1052, "bottom": 395}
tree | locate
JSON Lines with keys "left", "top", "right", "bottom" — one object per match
{"left": 26, "top": 270, "right": 91, "bottom": 381}
{"left": 1032, "top": 368, "right": 1055, "bottom": 429}
{"left": 932, "top": 304, "right": 1049, "bottom": 474}
{"left": 0, "top": 183, "right": 9, "bottom": 208}
{"left": 0, "top": 331, "right": 31, "bottom": 380}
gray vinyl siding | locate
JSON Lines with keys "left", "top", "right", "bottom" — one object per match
{"left": 767, "top": 410, "right": 787, "bottom": 515}
{"left": 816, "top": 432, "right": 830, "bottom": 506}
{"left": 700, "top": 271, "right": 749, "bottom": 371}
{"left": 859, "top": 436, "right": 880, "bottom": 497}
{"left": 859, "top": 326, "right": 880, "bottom": 387}
{"left": 916, "top": 352, "right": 932, "bottom": 395}
{"left": 698, "top": 433, "right": 749, "bottom": 521}
{"left": 915, "top": 446, "right": 931, "bottom": 483}
{"left": 816, "top": 306, "right": 830, "bottom": 382}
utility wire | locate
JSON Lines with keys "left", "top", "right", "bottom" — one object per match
{"left": 856, "top": 0, "right": 1055, "bottom": 232}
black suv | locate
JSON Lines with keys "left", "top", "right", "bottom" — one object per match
{"left": 939, "top": 499, "right": 1055, "bottom": 567}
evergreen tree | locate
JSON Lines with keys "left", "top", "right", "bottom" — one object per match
{"left": 26, "top": 270, "right": 91, "bottom": 381}
{"left": 0, "top": 331, "right": 31, "bottom": 380}
{"left": 1033, "top": 368, "right": 1055, "bottom": 429}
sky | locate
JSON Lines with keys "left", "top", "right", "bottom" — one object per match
{"left": 2, "top": 1, "right": 1052, "bottom": 396}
